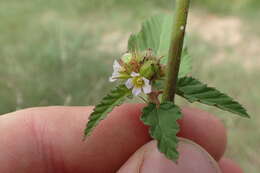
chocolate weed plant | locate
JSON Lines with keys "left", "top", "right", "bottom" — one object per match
{"left": 83, "top": 0, "right": 249, "bottom": 162}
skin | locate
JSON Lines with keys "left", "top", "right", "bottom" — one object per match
{"left": 0, "top": 104, "right": 243, "bottom": 173}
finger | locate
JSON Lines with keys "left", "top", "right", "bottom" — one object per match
{"left": 0, "top": 104, "right": 150, "bottom": 173}
{"left": 178, "top": 107, "right": 227, "bottom": 161}
{"left": 219, "top": 158, "right": 244, "bottom": 173}
{"left": 0, "top": 104, "right": 226, "bottom": 173}
{"left": 118, "top": 139, "right": 221, "bottom": 173}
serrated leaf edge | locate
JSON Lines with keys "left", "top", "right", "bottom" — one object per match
{"left": 177, "top": 77, "right": 250, "bottom": 118}
{"left": 141, "top": 102, "right": 182, "bottom": 161}
{"left": 84, "top": 85, "right": 131, "bottom": 138}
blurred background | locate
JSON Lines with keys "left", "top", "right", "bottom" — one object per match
{"left": 0, "top": 0, "right": 259, "bottom": 171}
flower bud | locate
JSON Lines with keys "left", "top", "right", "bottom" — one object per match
{"left": 140, "top": 61, "right": 159, "bottom": 79}
{"left": 121, "top": 53, "right": 132, "bottom": 63}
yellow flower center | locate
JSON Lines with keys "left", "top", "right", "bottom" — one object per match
{"left": 133, "top": 77, "right": 144, "bottom": 88}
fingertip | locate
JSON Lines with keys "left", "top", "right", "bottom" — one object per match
{"left": 219, "top": 158, "right": 244, "bottom": 173}
{"left": 178, "top": 107, "right": 227, "bottom": 161}
{"left": 118, "top": 139, "right": 221, "bottom": 173}
{"left": 121, "top": 105, "right": 228, "bottom": 162}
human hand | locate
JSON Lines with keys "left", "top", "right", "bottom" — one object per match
{"left": 0, "top": 104, "right": 243, "bottom": 173}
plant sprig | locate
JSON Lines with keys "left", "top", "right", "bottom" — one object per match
{"left": 83, "top": 0, "right": 249, "bottom": 162}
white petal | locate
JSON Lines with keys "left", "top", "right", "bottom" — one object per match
{"left": 109, "top": 76, "right": 117, "bottom": 82}
{"left": 125, "top": 78, "right": 134, "bottom": 89}
{"left": 109, "top": 71, "right": 120, "bottom": 82}
{"left": 143, "top": 83, "right": 152, "bottom": 94}
{"left": 131, "top": 72, "right": 140, "bottom": 77}
{"left": 111, "top": 71, "right": 120, "bottom": 77}
{"left": 132, "top": 87, "right": 142, "bottom": 96}
{"left": 113, "top": 60, "right": 122, "bottom": 72}
{"left": 142, "top": 77, "right": 151, "bottom": 94}
{"left": 142, "top": 77, "right": 150, "bottom": 85}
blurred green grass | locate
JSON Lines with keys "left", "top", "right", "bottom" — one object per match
{"left": 0, "top": 0, "right": 259, "bottom": 172}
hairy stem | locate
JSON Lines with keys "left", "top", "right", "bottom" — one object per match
{"left": 163, "top": 0, "right": 190, "bottom": 102}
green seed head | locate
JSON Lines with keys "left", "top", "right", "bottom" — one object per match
{"left": 140, "top": 61, "right": 158, "bottom": 79}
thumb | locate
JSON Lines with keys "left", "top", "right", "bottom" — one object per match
{"left": 117, "top": 138, "right": 221, "bottom": 173}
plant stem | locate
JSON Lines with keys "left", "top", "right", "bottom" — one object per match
{"left": 163, "top": 0, "right": 190, "bottom": 102}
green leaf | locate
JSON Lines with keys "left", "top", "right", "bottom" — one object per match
{"left": 177, "top": 77, "right": 250, "bottom": 118}
{"left": 84, "top": 85, "right": 131, "bottom": 138}
{"left": 128, "top": 14, "right": 191, "bottom": 78}
{"left": 141, "top": 102, "right": 182, "bottom": 161}
{"left": 177, "top": 46, "right": 191, "bottom": 77}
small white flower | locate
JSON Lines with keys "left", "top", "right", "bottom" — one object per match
{"left": 109, "top": 60, "right": 124, "bottom": 82}
{"left": 125, "top": 72, "right": 152, "bottom": 96}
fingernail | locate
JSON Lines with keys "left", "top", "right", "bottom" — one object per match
{"left": 141, "top": 139, "right": 221, "bottom": 173}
